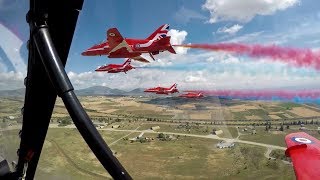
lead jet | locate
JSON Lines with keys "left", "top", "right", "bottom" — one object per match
{"left": 82, "top": 24, "right": 176, "bottom": 63}
{"left": 144, "top": 83, "right": 179, "bottom": 95}
{"left": 95, "top": 59, "right": 134, "bottom": 74}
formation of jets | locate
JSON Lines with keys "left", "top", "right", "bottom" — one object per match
{"left": 82, "top": 24, "right": 203, "bottom": 98}
{"left": 82, "top": 24, "right": 320, "bottom": 178}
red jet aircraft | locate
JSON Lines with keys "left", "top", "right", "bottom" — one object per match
{"left": 144, "top": 83, "right": 179, "bottom": 95}
{"left": 82, "top": 24, "right": 176, "bottom": 63}
{"left": 285, "top": 132, "right": 320, "bottom": 179}
{"left": 95, "top": 59, "right": 134, "bottom": 74}
{"left": 179, "top": 92, "right": 204, "bottom": 98}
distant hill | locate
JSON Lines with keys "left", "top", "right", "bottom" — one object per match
{"left": 124, "top": 88, "right": 145, "bottom": 96}
{"left": 0, "top": 88, "right": 25, "bottom": 97}
{"left": 0, "top": 86, "right": 147, "bottom": 97}
{"left": 75, "top": 86, "right": 126, "bottom": 96}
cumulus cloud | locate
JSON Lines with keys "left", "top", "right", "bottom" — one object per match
{"left": 0, "top": 71, "right": 25, "bottom": 90}
{"left": 202, "top": 0, "right": 299, "bottom": 23}
{"left": 217, "top": 24, "right": 243, "bottom": 35}
{"left": 185, "top": 71, "right": 207, "bottom": 83}
{"left": 168, "top": 29, "right": 188, "bottom": 55}
{"left": 65, "top": 50, "right": 320, "bottom": 92}
{"left": 221, "top": 16, "right": 320, "bottom": 46}
{"left": 174, "top": 6, "right": 206, "bottom": 24}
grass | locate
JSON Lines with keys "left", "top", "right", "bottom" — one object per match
{"left": 217, "top": 126, "right": 239, "bottom": 138}
{"left": 0, "top": 98, "right": 23, "bottom": 118}
{"left": 1, "top": 127, "right": 295, "bottom": 179}
{"left": 232, "top": 111, "right": 251, "bottom": 120}
{"left": 248, "top": 109, "right": 270, "bottom": 119}
{"left": 274, "top": 113, "right": 288, "bottom": 119}
{"left": 112, "top": 134, "right": 294, "bottom": 179}
{"left": 279, "top": 102, "right": 302, "bottom": 110}
{"left": 270, "top": 149, "right": 290, "bottom": 161}
{"left": 138, "top": 123, "right": 213, "bottom": 135}
{"left": 0, "top": 97, "right": 312, "bottom": 179}
{"left": 36, "top": 128, "right": 130, "bottom": 179}
{"left": 232, "top": 109, "right": 270, "bottom": 120}
{"left": 239, "top": 127, "right": 298, "bottom": 147}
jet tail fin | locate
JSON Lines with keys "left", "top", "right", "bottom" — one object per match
{"left": 123, "top": 59, "right": 131, "bottom": 66}
{"left": 169, "top": 83, "right": 177, "bottom": 91}
{"left": 158, "top": 36, "right": 176, "bottom": 54}
{"left": 147, "top": 24, "right": 170, "bottom": 40}
{"left": 167, "top": 44, "right": 176, "bottom": 54}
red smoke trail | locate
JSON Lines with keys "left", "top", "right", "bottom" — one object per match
{"left": 187, "top": 89, "right": 320, "bottom": 102}
{"left": 174, "top": 43, "right": 320, "bottom": 70}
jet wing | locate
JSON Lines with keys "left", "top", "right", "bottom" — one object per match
{"left": 107, "top": 28, "right": 133, "bottom": 55}
{"left": 285, "top": 132, "right": 320, "bottom": 180}
{"left": 132, "top": 56, "right": 150, "bottom": 63}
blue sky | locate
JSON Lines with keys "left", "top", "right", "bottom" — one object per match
{"left": 0, "top": 0, "right": 320, "bottom": 90}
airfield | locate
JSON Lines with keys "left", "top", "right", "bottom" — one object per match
{"left": 1, "top": 95, "right": 320, "bottom": 179}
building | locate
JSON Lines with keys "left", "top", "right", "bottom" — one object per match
{"left": 216, "top": 141, "right": 235, "bottom": 149}
{"left": 151, "top": 126, "right": 160, "bottom": 130}
{"left": 213, "top": 130, "right": 223, "bottom": 135}
{"left": 112, "top": 125, "right": 120, "bottom": 129}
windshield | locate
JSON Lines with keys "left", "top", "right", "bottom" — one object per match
{"left": 1, "top": 0, "right": 320, "bottom": 179}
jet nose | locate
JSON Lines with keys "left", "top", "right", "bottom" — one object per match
{"left": 81, "top": 50, "right": 89, "bottom": 56}
{"left": 95, "top": 65, "right": 104, "bottom": 71}
{"left": 81, "top": 46, "right": 95, "bottom": 56}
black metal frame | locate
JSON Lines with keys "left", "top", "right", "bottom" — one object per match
{"left": 0, "top": 0, "right": 132, "bottom": 179}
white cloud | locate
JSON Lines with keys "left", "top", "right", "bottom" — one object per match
{"left": 221, "top": 31, "right": 264, "bottom": 43}
{"left": 222, "top": 17, "right": 320, "bottom": 46}
{"left": 185, "top": 71, "right": 207, "bottom": 83}
{"left": 217, "top": 24, "right": 243, "bottom": 35}
{"left": 174, "top": 6, "right": 206, "bottom": 24}
{"left": 0, "top": 60, "right": 7, "bottom": 72}
{"left": 168, "top": 29, "right": 188, "bottom": 55}
{"left": 66, "top": 50, "right": 320, "bottom": 92}
{"left": 202, "top": 0, "right": 299, "bottom": 23}
{"left": 0, "top": 71, "right": 25, "bottom": 90}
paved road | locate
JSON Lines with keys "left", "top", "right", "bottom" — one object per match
{"left": 0, "top": 124, "right": 286, "bottom": 150}
{"left": 102, "top": 128, "right": 287, "bottom": 150}
{"left": 108, "top": 126, "right": 140, "bottom": 146}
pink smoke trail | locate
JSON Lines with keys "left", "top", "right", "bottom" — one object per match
{"left": 174, "top": 43, "right": 320, "bottom": 70}
{"left": 186, "top": 89, "right": 320, "bottom": 102}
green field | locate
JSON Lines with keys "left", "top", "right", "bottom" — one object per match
{"left": 239, "top": 127, "right": 297, "bottom": 147}
{"left": 0, "top": 127, "right": 297, "bottom": 179}
{"left": 1, "top": 96, "right": 316, "bottom": 179}
{"left": 113, "top": 133, "right": 294, "bottom": 179}
{"left": 216, "top": 126, "right": 239, "bottom": 138}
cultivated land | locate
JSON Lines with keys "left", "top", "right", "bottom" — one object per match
{"left": 1, "top": 96, "right": 320, "bottom": 179}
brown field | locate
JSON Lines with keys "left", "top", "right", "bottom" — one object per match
{"left": 282, "top": 114, "right": 293, "bottom": 118}
{"left": 229, "top": 104, "right": 258, "bottom": 112}
{"left": 189, "top": 112, "right": 211, "bottom": 119}
{"left": 269, "top": 115, "right": 281, "bottom": 119}
{"left": 289, "top": 107, "right": 320, "bottom": 117}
